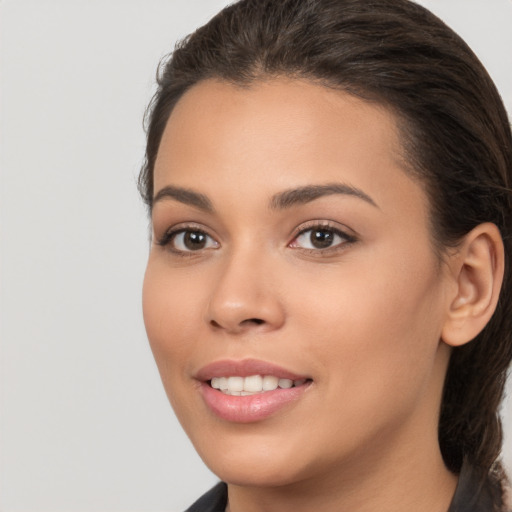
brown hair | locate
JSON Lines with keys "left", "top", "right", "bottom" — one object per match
{"left": 139, "top": 0, "right": 512, "bottom": 485}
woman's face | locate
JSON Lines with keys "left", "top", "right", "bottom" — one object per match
{"left": 143, "top": 79, "right": 454, "bottom": 487}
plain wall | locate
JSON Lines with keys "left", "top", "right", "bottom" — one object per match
{"left": 0, "top": 1, "right": 511, "bottom": 510}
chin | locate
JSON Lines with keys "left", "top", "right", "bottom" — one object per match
{"left": 207, "top": 456, "right": 308, "bottom": 488}
{"left": 190, "top": 428, "right": 326, "bottom": 488}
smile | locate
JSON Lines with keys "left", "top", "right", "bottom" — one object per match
{"left": 210, "top": 375, "right": 308, "bottom": 396}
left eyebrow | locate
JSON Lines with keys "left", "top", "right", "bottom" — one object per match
{"left": 269, "top": 183, "right": 379, "bottom": 210}
{"left": 153, "top": 185, "right": 214, "bottom": 213}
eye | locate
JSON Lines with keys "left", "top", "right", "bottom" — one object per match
{"left": 158, "top": 227, "right": 219, "bottom": 253}
{"left": 289, "top": 224, "right": 356, "bottom": 251}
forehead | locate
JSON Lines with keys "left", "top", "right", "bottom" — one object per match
{"left": 156, "top": 78, "right": 404, "bottom": 172}
{"left": 153, "top": 78, "right": 427, "bottom": 221}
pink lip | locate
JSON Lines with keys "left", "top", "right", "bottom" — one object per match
{"left": 196, "top": 359, "right": 312, "bottom": 423}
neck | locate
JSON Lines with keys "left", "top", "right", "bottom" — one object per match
{"left": 226, "top": 439, "right": 457, "bottom": 512}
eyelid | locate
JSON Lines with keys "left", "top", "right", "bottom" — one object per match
{"left": 290, "top": 220, "right": 357, "bottom": 239}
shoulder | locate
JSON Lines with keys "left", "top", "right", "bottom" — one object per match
{"left": 184, "top": 482, "right": 228, "bottom": 512}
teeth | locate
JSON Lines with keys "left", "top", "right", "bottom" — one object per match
{"left": 244, "top": 375, "right": 263, "bottom": 392}
{"left": 210, "top": 375, "right": 308, "bottom": 395}
{"left": 278, "top": 378, "right": 293, "bottom": 389}
{"left": 263, "top": 375, "right": 279, "bottom": 391}
{"left": 227, "top": 376, "right": 244, "bottom": 392}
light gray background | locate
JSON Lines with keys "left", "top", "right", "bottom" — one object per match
{"left": 0, "top": 1, "right": 511, "bottom": 511}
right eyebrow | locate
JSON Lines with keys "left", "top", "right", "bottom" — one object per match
{"left": 152, "top": 185, "right": 214, "bottom": 213}
{"left": 269, "top": 183, "right": 379, "bottom": 210}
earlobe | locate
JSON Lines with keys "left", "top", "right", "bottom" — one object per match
{"left": 441, "top": 223, "right": 504, "bottom": 347}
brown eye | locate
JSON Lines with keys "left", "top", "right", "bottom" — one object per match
{"left": 310, "top": 228, "right": 336, "bottom": 249}
{"left": 183, "top": 231, "right": 207, "bottom": 250}
{"left": 290, "top": 224, "right": 355, "bottom": 251}
{"left": 170, "top": 229, "right": 219, "bottom": 252}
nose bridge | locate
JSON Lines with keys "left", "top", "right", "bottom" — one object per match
{"left": 206, "top": 241, "right": 285, "bottom": 333}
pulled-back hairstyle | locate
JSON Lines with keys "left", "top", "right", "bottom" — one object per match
{"left": 139, "top": 0, "right": 512, "bottom": 483}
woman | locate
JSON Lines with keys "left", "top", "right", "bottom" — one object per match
{"left": 139, "top": 0, "right": 512, "bottom": 510}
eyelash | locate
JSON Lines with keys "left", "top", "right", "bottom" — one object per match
{"left": 156, "top": 221, "right": 357, "bottom": 256}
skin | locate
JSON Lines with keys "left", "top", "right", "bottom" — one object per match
{"left": 142, "top": 78, "right": 494, "bottom": 512}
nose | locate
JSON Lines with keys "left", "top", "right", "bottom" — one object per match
{"left": 205, "top": 250, "right": 286, "bottom": 335}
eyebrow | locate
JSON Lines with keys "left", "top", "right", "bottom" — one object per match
{"left": 269, "top": 183, "right": 378, "bottom": 210}
{"left": 152, "top": 182, "right": 378, "bottom": 213}
{"left": 153, "top": 185, "right": 214, "bottom": 212}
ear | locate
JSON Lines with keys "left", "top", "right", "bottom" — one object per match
{"left": 441, "top": 223, "right": 504, "bottom": 347}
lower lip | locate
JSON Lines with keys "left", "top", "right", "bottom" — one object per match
{"left": 200, "top": 382, "right": 310, "bottom": 423}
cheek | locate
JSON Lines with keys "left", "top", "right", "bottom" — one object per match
{"left": 142, "top": 260, "right": 204, "bottom": 375}
{"left": 293, "top": 250, "right": 445, "bottom": 395}
{"left": 285, "top": 264, "right": 445, "bottom": 458}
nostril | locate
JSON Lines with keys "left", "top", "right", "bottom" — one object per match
{"left": 244, "top": 318, "right": 265, "bottom": 325}
{"left": 208, "top": 317, "right": 266, "bottom": 331}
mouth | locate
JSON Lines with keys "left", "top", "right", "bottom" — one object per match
{"left": 208, "top": 375, "right": 310, "bottom": 396}
{"left": 196, "top": 359, "right": 313, "bottom": 423}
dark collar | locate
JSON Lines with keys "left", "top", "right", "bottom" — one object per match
{"left": 448, "top": 461, "right": 502, "bottom": 512}
{"left": 185, "top": 482, "right": 227, "bottom": 512}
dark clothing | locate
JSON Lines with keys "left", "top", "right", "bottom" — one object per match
{"left": 185, "top": 482, "right": 227, "bottom": 512}
{"left": 185, "top": 462, "right": 505, "bottom": 512}
{"left": 449, "top": 462, "right": 504, "bottom": 512}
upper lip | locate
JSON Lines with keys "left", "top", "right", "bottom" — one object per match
{"left": 195, "top": 358, "right": 310, "bottom": 382}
